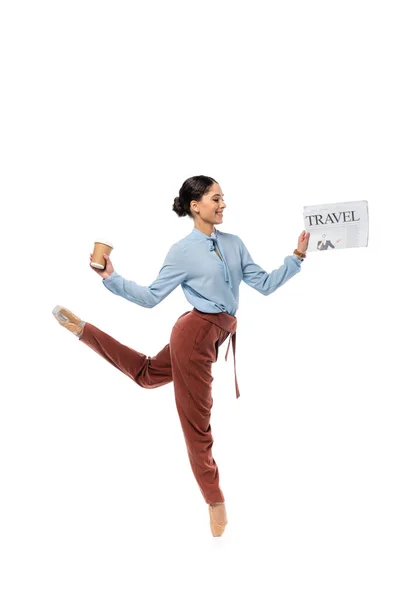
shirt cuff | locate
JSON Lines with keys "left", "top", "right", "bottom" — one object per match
{"left": 291, "top": 254, "right": 303, "bottom": 265}
{"left": 102, "top": 271, "right": 119, "bottom": 284}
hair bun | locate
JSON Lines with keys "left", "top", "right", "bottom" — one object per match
{"left": 173, "top": 195, "right": 185, "bottom": 217}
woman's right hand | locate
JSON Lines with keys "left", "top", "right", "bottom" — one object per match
{"left": 89, "top": 253, "right": 115, "bottom": 279}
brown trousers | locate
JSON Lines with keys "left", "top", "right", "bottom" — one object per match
{"left": 79, "top": 308, "right": 239, "bottom": 504}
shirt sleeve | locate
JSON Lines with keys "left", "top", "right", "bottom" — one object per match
{"left": 102, "top": 243, "right": 187, "bottom": 308}
{"left": 238, "top": 236, "right": 302, "bottom": 296}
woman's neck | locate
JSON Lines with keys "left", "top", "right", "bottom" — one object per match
{"left": 194, "top": 223, "right": 216, "bottom": 236}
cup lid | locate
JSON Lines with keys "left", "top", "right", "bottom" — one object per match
{"left": 94, "top": 239, "right": 114, "bottom": 248}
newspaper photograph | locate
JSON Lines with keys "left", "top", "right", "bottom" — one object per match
{"left": 303, "top": 200, "right": 369, "bottom": 252}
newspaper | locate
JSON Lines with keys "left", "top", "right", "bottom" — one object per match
{"left": 303, "top": 200, "right": 369, "bottom": 252}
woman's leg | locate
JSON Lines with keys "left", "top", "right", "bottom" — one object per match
{"left": 79, "top": 322, "right": 172, "bottom": 389}
{"left": 169, "top": 315, "right": 226, "bottom": 505}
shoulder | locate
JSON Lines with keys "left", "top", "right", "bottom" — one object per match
{"left": 218, "top": 231, "right": 242, "bottom": 245}
{"left": 166, "top": 237, "right": 190, "bottom": 259}
{"left": 219, "top": 231, "right": 244, "bottom": 253}
{"left": 174, "top": 231, "right": 203, "bottom": 253}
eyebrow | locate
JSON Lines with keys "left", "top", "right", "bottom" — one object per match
{"left": 212, "top": 193, "right": 224, "bottom": 197}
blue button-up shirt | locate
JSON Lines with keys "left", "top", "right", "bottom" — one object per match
{"left": 102, "top": 227, "right": 302, "bottom": 316}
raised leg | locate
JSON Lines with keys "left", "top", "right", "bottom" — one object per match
{"left": 80, "top": 322, "right": 172, "bottom": 389}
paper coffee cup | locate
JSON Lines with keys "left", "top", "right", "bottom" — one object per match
{"left": 91, "top": 239, "right": 114, "bottom": 269}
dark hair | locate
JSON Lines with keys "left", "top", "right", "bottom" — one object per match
{"left": 172, "top": 175, "right": 218, "bottom": 219}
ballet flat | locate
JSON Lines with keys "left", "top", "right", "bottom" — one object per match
{"left": 52, "top": 305, "right": 86, "bottom": 338}
{"left": 209, "top": 503, "right": 228, "bottom": 537}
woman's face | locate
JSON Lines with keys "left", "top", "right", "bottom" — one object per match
{"left": 191, "top": 182, "right": 226, "bottom": 224}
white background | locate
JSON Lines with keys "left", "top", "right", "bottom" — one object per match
{"left": 1, "top": 1, "right": 399, "bottom": 598}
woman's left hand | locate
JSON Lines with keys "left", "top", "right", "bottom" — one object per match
{"left": 297, "top": 230, "right": 310, "bottom": 254}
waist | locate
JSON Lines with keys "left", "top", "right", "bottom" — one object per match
{"left": 192, "top": 307, "right": 237, "bottom": 334}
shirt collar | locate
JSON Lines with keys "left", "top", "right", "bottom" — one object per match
{"left": 190, "top": 227, "right": 219, "bottom": 240}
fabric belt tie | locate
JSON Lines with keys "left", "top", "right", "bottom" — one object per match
{"left": 224, "top": 330, "right": 240, "bottom": 399}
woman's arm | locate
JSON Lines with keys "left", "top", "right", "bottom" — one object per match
{"left": 238, "top": 236, "right": 302, "bottom": 296}
{"left": 102, "top": 243, "right": 187, "bottom": 308}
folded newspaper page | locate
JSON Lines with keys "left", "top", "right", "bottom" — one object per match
{"left": 303, "top": 200, "right": 369, "bottom": 252}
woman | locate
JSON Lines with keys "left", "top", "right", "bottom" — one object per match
{"left": 53, "top": 175, "right": 310, "bottom": 537}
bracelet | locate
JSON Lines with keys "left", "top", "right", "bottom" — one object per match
{"left": 293, "top": 249, "right": 306, "bottom": 259}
